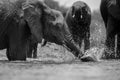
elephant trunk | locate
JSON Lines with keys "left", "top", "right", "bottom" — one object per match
{"left": 63, "top": 22, "right": 83, "bottom": 58}
{"left": 64, "top": 36, "right": 83, "bottom": 58}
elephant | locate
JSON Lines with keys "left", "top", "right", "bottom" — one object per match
{"left": 100, "top": 0, "right": 120, "bottom": 58}
{"left": 42, "top": 8, "right": 83, "bottom": 58}
{"left": 65, "top": 1, "right": 91, "bottom": 52}
{"left": 0, "top": 0, "right": 82, "bottom": 61}
{"left": 27, "top": 35, "right": 38, "bottom": 58}
{"left": 0, "top": 0, "right": 49, "bottom": 61}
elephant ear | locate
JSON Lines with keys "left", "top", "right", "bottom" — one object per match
{"left": 21, "top": 3, "right": 43, "bottom": 43}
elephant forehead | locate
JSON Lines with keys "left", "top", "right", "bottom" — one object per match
{"left": 50, "top": 9, "right": 64, "bottom": 24}
{"left": 73, "top": 1, "right": 86, "bottom": 8}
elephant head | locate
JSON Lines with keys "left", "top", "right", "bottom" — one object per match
{"left": 19, "top": 0, "right": 51, "bottom": 43}
{"left": 70, "top": 1, "right": 91, "bottom": 24}
{"left": 42, "top": 8, "right": 83, "bottom": 57}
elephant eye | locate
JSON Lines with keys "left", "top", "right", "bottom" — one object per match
{"left": 55, "top": 14, "right": 59, "bottom": 18}
{"left": 47, "top": 15, "right": 55, "bottom": 21}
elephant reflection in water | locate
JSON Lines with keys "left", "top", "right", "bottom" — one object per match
{"left": 100, "top": 0, "right": 120, "bottom": 58}
{"left": 0, "top": 0, "right": 82, "bottom": 61}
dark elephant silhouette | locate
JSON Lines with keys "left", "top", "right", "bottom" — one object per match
{"left": 100, "top": 0, "right": 120, "bottom": 58}
{"left": 0, "top": 0, "right": 82, "bottom": 61}
{"left": 65, "top": 1, "right": 91, "bottom": 52}
{"left": 27, "top": 35, "right": 38, "bottom": 58}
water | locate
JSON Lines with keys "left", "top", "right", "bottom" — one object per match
{"left": 0, "top": 60, "right": 120, "bottom": 80}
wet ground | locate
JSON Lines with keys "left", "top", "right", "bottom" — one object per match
{"left": 0, "top": 60, "right": 120, "bottom": 80}
{"left": 0, "top": 44, "right": 120, "bottom": 80}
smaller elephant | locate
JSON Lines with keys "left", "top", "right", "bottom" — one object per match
{"left": 65, "top": 1, "right": 91, "bottom": 52}
{"left": 27, "top": 35, "right": 38, "bottom": 58}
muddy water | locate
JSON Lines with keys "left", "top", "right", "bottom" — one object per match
{"left": 0, "top": 60, "right": 120, "bottom": 80}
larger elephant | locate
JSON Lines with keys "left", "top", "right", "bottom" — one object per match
{"left": 65, "top": 1, "right": 91, "bottom": 52}
{"left": 0, "top": 0, "right": 49, "bottom": 61}
{"left": 0, "top": 0, "right": 82, "bottom": 61}
{"left": 100, "top": 0, "right": 120, "bottom": 58}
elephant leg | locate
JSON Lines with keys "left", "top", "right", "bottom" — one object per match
{"left": 105, "top": 17, "right": 116, "bottom": 59}
{"left": 84, "top": 30, "right": 90, "bottom": 51}
{"left": 8, "top": 28, "right": 28, "bottom": 61}
{"left": 27, "top": 46, "right": 33, "bottom": 58}
{"left": 6, "top": 48, "right": 10, "bottom": 60}
{"left": 78, "top": 37, "right": 83, "bottom": 49}
{"left": 8, "top": 41, "right": 28, "bottom": 61}
{"left": 115, "top": 20, "right": 120, "bottom": 59}
{"left": 105, "top": 34, "right": 116, "bottom": 58}
{"left": 27, "top": 40, "right": 33, "bottom": 58}
{"left": 5, "top": 36, "right": 10, "bottom": 60}
{"left": 33, "top": 50, "right": 37, "bottom": 58}
{"left": 33, "top": 43, "right": 38, "bottom": 58}
{"left": 116, "top": 33, "right": 120, "bottom": 58}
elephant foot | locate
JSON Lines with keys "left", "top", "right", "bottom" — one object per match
{"left": 7, "top": 57, "right": 26, "bottom": 61}
{"left": 6, "top": 50, "right": 26, "bottom": 61}
{"left": 8, "top": 56, "right": 26, "bottom": 61}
